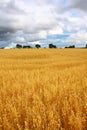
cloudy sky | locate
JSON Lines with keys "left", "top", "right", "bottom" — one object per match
{"left": 0, "top": 0, "right": 87, "bottom": 48}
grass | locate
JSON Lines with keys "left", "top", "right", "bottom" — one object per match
{"left": 0, "top": 48, "right": 87, "bottom": 130}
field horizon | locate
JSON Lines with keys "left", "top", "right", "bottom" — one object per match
{"left": 0, "top": 48, "right": 87, "bottom": 130}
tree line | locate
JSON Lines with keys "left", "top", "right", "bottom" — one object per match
{"left": 16, "top": 43, "right": 57, "bottom": 49}
{"left": 0, "top": 43, "right": 87, "bottom": 49}
{"left": 16, "top": 44, "right": 87, "bottom": 49}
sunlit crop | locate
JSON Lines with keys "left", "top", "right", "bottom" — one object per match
{"left": 0, "top": 48, "right": 87, "bottom": 130}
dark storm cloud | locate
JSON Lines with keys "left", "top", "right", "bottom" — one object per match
{"left": 67, "top": 0, "right": 87, "bottom": 12}
{"left": 0, "top": 0, "right": 25, "bottom": 41}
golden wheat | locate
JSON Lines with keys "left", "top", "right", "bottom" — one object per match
{"left": 0, "top": 48, "right": 87, "bottom": 130}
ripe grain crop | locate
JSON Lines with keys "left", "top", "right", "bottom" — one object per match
{"left": 0, "top": 48, "right": 87, "bottom": 130}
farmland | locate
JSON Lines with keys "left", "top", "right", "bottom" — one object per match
{"left": 0, "top": 49, "right": 87, "bottom": 130}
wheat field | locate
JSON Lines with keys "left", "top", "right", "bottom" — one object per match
{"left": 0, "top": 48, "right": 87, "bottom": 130}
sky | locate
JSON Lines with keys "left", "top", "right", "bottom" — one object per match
{"left": 0, "top": 0, "right": 87, "bottom": 48}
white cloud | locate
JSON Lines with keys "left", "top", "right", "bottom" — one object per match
{"left": 16, "top": 37, "right": 26, "bottom": 43}
{"left": 5, "top": 42, "right": 16, "bottom": 49}
{"left": 27, "top": 31, "right": 47, "bottom": 42}
{"left": 68, "top": 31, "right": 87, "bottom": 43}
{"left": 32, "top": 41, "right": 41, "bottom": 45}
{"left": 48, "top": 26, "right": 63, "bottom": 35}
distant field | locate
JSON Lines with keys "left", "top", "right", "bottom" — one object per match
{"left": 0, "top": 49, "right": 87, "bottom": 130}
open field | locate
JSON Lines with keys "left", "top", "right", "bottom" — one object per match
{"left": 0, "top": 49, "right": 87, "bottom": 130}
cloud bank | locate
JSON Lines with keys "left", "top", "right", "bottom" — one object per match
{"left": 0, "top": 0, "right": 87, "bottom": 48}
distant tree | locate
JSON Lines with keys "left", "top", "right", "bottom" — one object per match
{"left": 16, "top": 44, "right": 22, "bottom": 48}
{"left": 69, "top": 45, "right": 75, "bottom": 48}
{"left": 35, "top": 44, "right": 41, "bottom": 48}
{"left": 53, "top": 45, "right": 57, "bottom": 48}
{"left": 49, "top": 44, "right": 57, "bottom": 48}
{"left": 23, "top": 45, "right": 31, "bottom": 48}
{"left": 86, "top": 44, "right": 87, "bottom": 48}
{"left": 65, "top": 45, "right": 75, "bottom": 48}
{"left": 65, "top": 46, "right": 68, "bottom": 48}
